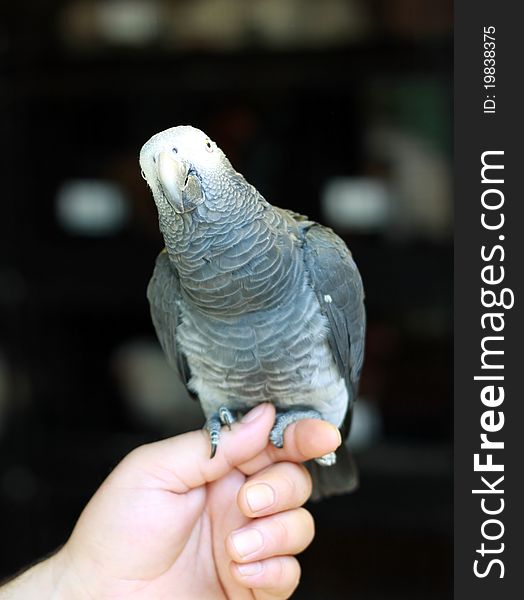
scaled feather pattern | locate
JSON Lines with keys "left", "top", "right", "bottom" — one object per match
{"left": 140, "top": 126, "right": 365, "bottom": 498}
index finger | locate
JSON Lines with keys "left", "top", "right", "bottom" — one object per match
{"left": 237, "top": 418, "right": 341, "bottom": 476}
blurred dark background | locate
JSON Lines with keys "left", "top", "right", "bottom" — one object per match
{"left": 0, "top": 1, "right": 452, "bottom": 598}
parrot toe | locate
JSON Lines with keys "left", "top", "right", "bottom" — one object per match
{"left": 314, "top": 451, "right": 337, "bottom": 466}
{"left": 205, "top": 406, "right": 237, "bottom": 458}
{"left": 269, "top": 408, "right": 324, "bottom": 450}
{"left": 218, "top": 405, "right": 236, "bottom": 430}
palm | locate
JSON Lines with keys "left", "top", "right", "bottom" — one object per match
{"left": 140, "top": 469, "right": 255, "bottom": 599}
{"left": 70, "top": 466, "right": 252, "bottom": 599}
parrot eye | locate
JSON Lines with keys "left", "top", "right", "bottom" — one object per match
{"left": 205, "top": 139, "right": 213, "bottom": 152}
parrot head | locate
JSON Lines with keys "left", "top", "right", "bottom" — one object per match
{"left": 140, "top": 125, "right": 235, "bottom": 216}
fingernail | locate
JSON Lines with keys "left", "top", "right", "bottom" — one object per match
{"left": 237, "top": 561, "right": 263, "bottom": 576}
{"left": 245, "top": 483, "right": 275, "bottom": 513}
{"left": 241, "top": 403, "right": 267, "bottom": 423}
{"left": 232, "top": 528, "right": 264, "bottom": 558}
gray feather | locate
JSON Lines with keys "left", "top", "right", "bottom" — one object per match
{"left": 300, "top": 221, "right": 366, "bottom": 438}
{"left": 147, "top": 251, "right": 194, "bottom": 397}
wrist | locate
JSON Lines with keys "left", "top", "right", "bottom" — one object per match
{"left": 0, "top": 552, "right": 58, "bottom": 599}
{"left": 48, "top": 547, "right": 93, "bottom": 600}
{"left": 0, "top": 548, "right": 91, "bottom": 600}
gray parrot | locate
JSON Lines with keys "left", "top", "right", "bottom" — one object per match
{"left": 140, "top": 126, "right": 365, "bottom": 499}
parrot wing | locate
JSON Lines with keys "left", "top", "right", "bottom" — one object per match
{"left": 147, "top": 250, "right": 195, "bottom": 398}
{"left": 301, "top": 223, "right": 366, "bottom": 438}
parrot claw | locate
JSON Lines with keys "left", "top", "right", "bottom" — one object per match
{"left": 209, "top": 441, "right": 217, "bottom": 459}
{"left": 219, "top": 406, "right": 235, "bottom": 430}
{"left": 205, "top": 406, "right": 237, "bottom": 458}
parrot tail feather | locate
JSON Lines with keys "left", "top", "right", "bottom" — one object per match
{"left": 306, "top": 441, "right": 359, "bottom": 501}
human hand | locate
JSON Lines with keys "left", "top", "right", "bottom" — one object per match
{"left": 48, "top": 403, "right": 340, "bottom": 599}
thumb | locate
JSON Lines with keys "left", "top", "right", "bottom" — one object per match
{"left": 116, "top": 403, "right": 276, "bottom": 493}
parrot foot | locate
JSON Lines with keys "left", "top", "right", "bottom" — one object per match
{"left": 314, "top": 451, "right": 337, "bottom": 467}
{"left": 205, "top": 406, "right": 237, "bottom": 459}
{"left": 269, "top": 409, "right": 338, "bottom": 467}
{"left": 269, "top": 408, "right": 323, "bottom": 448}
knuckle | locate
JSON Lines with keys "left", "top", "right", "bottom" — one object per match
{"left": 290, "top": 559, "right": 302, "bottom": 592}
{"left": 297, "top": 508, "right": 315, "bottom": 546}
{"left": 277, "top": 557, "right": 301, "bottom": 597}
{"left": 300, "top": 463, "right": 313, "bottom": 492}
{"left": 280, "top": 472, "right": 298, "bottom": 501}
{"left": 294, "top": 464, "right": 313, "bottom": 502}
{"left": 272, "top": 515, "right": 291, "bottom": 548}
{"left": 273, "top": 555, "right": 286, "bottom": 583}
{"left": 277, "top": 463, "right": 310, "bottom": 505}
{"left": 270, "top": 507, "right": 315, "bottom": 552}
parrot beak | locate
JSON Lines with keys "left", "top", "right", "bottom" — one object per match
{"left": 156, "top": 151, "right": 190, "bottom": 213}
